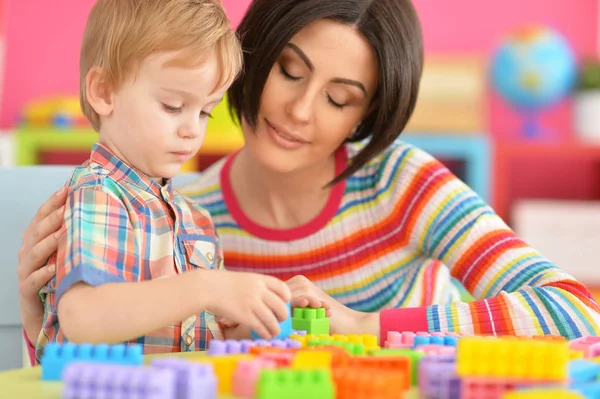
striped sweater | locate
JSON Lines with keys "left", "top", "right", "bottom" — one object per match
{"left": 182, "top": 140, "right": 600, "bottom": 341}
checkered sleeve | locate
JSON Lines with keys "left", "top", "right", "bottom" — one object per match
{"left": 55, "top": 183, "right": 140, "bottom": 304}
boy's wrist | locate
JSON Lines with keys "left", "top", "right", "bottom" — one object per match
{"left": 190, "top": 268, "right": 217, "bottom": 314}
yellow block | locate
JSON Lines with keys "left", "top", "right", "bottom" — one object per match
{"left": 502, "top": 389, "right": 584, "bottom": 399}
{"left": 291, "top": 350, "right": 332, "bottom": 369}
{"left": 289, "top": 334, "right": 307, "bottom": 347}
{"left": 193, "top": 354, "right": 254, "bottom": 394}
{"left": 570, "top": 350, "right": 585, "bottom": 361}
{"left": 457, "top": 337, "right": 568, "bottom": 381}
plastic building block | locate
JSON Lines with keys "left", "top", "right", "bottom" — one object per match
{"left": 62, "top": 362, "right": 176, "bottom": 399}
{"left": 569, "top": 359, "right": 600, "bottom": 384}
{"left": 151, "top": 357, "right": 217, "bottom": 399}
{"left": 291, "top": 307, "right": 330, "bottom": 335}
{"left": 232, "top": 359, "right": 277, "bottom": 399}
{"left": 330, "top": 333, "right": 378, "bottom": 350}
{"left": 571, "top": 380, "right": 600, "bottom": 398}
{"left": 248, "top": 338, "right": 301, "bottom": 350}
{"left": 248, "top": 346, "right": 299, "bottom": 357}
{"left": 368, "top": 348, "right": 425, "bottom": 386}
{"left": 290, "top": 333, "right": 331, "bottom": 347}
{"left": 502, "top": 389, "right": 584, "bottom": 399}
{"left": 346, "top": 355, "right": 410, "bottom": 390}
{"left": 194, "top": 354, "right": 253, "bottom": 394}
{"left": 252, "top": 302, "right": 293, "bottom": 340}
{"left": 304, "top": 346, "right": 351, "bottom": 368}
{"left": 415, "top": 344, "right": 456, "bottom": 356}
{"left": 460, "top": 376, "right": 559, "bottom": 399}
{"left": 258, "top": 352, "right": 296, "bottom": 367}
{"left": 307, "top": 339, "right": 365, "bottom": 355}
{"left": 334, "top": 367, "right": 405, "bottom": 399}
{"left": 418, "top": 356, "right": 460, "bottom": 399}
{"left": 207, "top": 339, "right": 257, "bottom": 355}
{"left": 41, "top": 342, "right": 143, "bottom": 381}
{"left": 385, "top": 331, "right": 460, "bottom": 349}
{"left": 291, "top": 350, "right": 332, "bottom": 369}
{"left": 571, "top": 350, "right": 585, "bottom": 361}
{"left": 457, "top": 337, "right": 569, "bottom": 381}
{"left": 256, "top": 369, "right": 334, "bottom": 399}
{"left": 292, "top": 330, "right": 307, "bottom": 336}
{"left": 570, "top": 336, "right": 600, "bottom": 359}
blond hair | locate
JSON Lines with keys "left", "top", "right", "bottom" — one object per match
{"left": 80, "top": 0, "right": 242, "bottom": 130}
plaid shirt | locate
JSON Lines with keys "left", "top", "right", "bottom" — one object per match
{"left": 37, "top": 143, "right": 224, "bottom": 362}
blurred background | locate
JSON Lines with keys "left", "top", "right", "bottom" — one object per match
{"left": 0, "top": 0, "right": 599, "bottom": 292}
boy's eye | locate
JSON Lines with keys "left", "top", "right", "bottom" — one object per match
{"left": 200, "top": 111, "right": 213, "bottom": 119}
{"left": 162, "top": 103, "right": 182, "bottom": 113}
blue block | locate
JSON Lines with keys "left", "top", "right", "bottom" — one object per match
{"left": 570, "top": 360, "right": 600, "bottom": 384}
{"left": 413, "top": 335, "right": 430, "bottom": 349}
{"left": 572, "top": 381, "right": 600, "bottom": 399}
{"left": 251, "top": 302, "right": 292, "bottom": 340}
{"left": 430, "top": 335, "right": 445, "bottom": 346}
{"left": 41, "top": 343, "right": 143, "bottom": 381}
{"left": 444, "top": 336, "right": 459, "bottom": 347}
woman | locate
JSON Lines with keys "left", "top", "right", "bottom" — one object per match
{"left": 18, "top": 0, "right": 600, "bottom": 358}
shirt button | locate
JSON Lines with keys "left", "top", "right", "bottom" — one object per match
{"left": 185, "top": 335, "right": 193, "bottom": 346}
{"left": 206, "top": 252, "right": 214, "bottom": 262}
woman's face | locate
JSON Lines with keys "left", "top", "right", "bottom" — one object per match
{"left": 242, "top": 19, "right": 378, "bottom": 175}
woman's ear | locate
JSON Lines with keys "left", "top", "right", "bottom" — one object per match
{"left": 85, "top": 67, "right": 115, "bottom": 117}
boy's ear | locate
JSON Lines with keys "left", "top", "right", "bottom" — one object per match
{"left": 86, "top": 67, "right": 115, "bottom": 117}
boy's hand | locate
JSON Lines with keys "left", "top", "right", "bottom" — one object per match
{"left": 214, "top": 315, "right": 239, "bottom": 329}
{"left": 205, "top": 271, "right": 291, "bottom": 340}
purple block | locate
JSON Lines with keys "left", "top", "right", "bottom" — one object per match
{"left": 208, "top": 340, "right": 241, "bottom": 355}
{"left": 152, "top": 357, "right": 217, "bottom": 399}
{"left": 62, "top": 362, "right": 176, "bottom": 399}
{"left": 285, "top": 339, "right": 302, "bottom": 349}
{"left": 292, "top": 330, "right": 307, "bottom": 336}
{"left": 419, "top": 356, "right": 460, "bottom": 399}
{"left": 208, "top": 339, "right": 258, "bottom": 355}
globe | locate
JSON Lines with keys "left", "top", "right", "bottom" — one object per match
{"left": 491, "top": 26, "right": 577, "bottom": 137}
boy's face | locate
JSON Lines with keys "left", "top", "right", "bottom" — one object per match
{"left": 100, "top": 50, "right": 226, "bottom": 180}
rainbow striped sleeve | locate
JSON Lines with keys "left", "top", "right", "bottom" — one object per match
{"left": 381, "top": 147, "right": 600, "bottom": 340}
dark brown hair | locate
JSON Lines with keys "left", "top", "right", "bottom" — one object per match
{"left": 229, "top": 0, "right": 423, "bottom": 184}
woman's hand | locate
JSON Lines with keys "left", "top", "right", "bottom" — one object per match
{"left": 17, "top": 187, "right": 67, "bottom": 342}
{"left": 286, "top": 275, "right": 369, "bottom": 335}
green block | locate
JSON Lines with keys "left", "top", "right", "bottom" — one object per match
{"left": 257, "top": 369, "right": 335, "bottom": 399}
{"left": 369, "top": 348, "right": 425, "bottom": 386}
{"left": 307, "top": 339, "right": 365, "bottom": 355}
{"left": 292, "top": 307, "right": 330, "bottom": 335}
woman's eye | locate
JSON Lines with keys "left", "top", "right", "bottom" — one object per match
{"left": 327, "top": 96, "right": 345, "bottom": 109}
{"left": 279, "top": 64, "right": 301, "bottom": 81}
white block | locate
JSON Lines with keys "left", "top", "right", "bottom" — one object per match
{"left": 513, "top": 200, "right": 600, "bottom": 285}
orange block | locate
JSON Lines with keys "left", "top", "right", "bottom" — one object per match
{"left": 334, "top": 367, "right": 405, "bottom": 399}
{"left": 346, "top": 356, "right": 410, "bottom": 390}
{"left": 248, "top": 346, "right": 299, "bottom": 356}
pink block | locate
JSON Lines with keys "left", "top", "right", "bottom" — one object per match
{"left": 569, "top": 336, "right": 600, "bottom": 359}
{"left": 461, "top": 376, "right": 559, "bottom": 399}
{"left": 232, "top": 359, "right": 276, "bottom": 399}
{"left": 385, "top": 331, "right": 416, "bottom": 348}
{"left": 415, "top": 344, "right": 456, "bottom": 356}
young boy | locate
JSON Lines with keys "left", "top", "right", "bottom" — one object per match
{"left": 36, "top": 0, "right": 292, "bottom": 362}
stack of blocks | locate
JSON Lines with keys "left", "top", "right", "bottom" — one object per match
{"left": 37, "top": 307, "right": 600, "bottom": 399}
{"left": 291, "top": 307, "right": 330, "bottom": 335}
